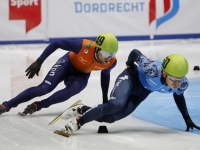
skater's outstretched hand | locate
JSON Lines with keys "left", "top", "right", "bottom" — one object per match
{"left": 184, "top": 115, "right": 200, "bottom": 131}
{"left": 25, "top": 58, "right": 43, "bottom": 79}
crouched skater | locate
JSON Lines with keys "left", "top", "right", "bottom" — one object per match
{"left": 61, "top": 49, "right": 200, "bottom": 134}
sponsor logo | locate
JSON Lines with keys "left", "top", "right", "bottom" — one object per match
{"left": 9, "top": 0, "right": 41, "bottom": 33}
{"left": 111, "top": 75, "right": 129, "bottom": 96}
{"left": 49, "top": 65, "right": 61, "bottom": 76}
{"left": 115, "top": 75, "right": 129, "bottom": 87}
{"left": 149, "top": 0, "right": 179, "bottom": 28}
{"left": 45, "top": 80, "right": 51, "bottom": 85}
{"left": 57, "top": 59, "right": 65, "bottom": 64}
{"left": 94, "top": 66, "right": 105, "bottom": 70}
{"left": 84, "top": 50, "right": 88, "bottom": 54}
{"left": 84, "top": 42, "right": 92, "bottom": 49}
{"left": 118, "top": 75, "right": 129, "bottom": 80}
{"left": 74, "top": 2, "right": 145, "bottom": 13}
{"left": 79, "top": 57, "right": 87, "bottom": 63}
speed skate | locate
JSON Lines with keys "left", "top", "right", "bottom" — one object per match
{"left": 51, "top": 100, "right": 82, "bottom": 137}
{"left": 49, "top": 99, "right": 82, "bottom": 125}
{"left": 54, "top": 129, "right": 71, "bottom": 137}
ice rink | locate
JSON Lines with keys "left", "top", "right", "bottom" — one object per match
{"left": 0, "top": 39, "right": 200, "bottom": 150}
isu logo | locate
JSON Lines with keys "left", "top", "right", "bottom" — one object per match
{"left": 9, "top": 0, "right": 41, "bottom": 33}
{"left": 149, "top": 0, "right": 179, "bottom": 29}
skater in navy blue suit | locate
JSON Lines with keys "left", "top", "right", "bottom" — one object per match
{"left": 61, "top": 49, "right": 200, "bottom": 133}
{"left": 0, "top": 33, "right": 118, "bottom": 115}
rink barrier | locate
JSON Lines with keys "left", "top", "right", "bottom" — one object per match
{"left": 1, "top": 34, "right": 200, "bottom": 45}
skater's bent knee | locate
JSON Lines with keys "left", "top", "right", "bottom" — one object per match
{"left": 71, "top": 82, "right": 85, "bottom": 94}
{"left": 36, "top": 85, "right": 54, "bottom": 95}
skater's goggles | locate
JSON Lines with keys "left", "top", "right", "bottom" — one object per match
{"left": 167, "top": 73, "right": 185, "bottom": 82}
{"left": 99, "top": 49, "right": 116, "bottom": 58}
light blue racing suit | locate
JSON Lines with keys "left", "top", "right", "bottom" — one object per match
{"left": 81, "top": 49, "right": 189, "bottom": 124}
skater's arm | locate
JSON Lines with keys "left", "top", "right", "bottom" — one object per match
{"left": 126, "top": 49, "right": 159, "bottom": 77}
{"left": 173, "top": 79, "right": 189, "bottom": 117}
{"left": 100, "top": 60, "right": 117, "bottom": 103}
{"left": 126, "top": 49, "right": 143, "bottom": 67}
{"left": 173, "top": 92, "right": 200, "bottom": 131}
{"left": 126, "top": 49, "right": 155, "bottom": 68}
{"left": 173, "top": 93, "right": 189, "bottom": 117}
{"left": 25, "top": 39, "right": 83, "bottom": 79}
{"left": 39, "top": 39, "right": 83, "bottom": 61}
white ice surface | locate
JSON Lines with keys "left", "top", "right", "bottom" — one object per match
{"left": 0, "top": 39, "right": 200, "bottom": 150}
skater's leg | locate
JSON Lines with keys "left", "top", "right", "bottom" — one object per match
{"left": 96, "top": 95, "right": 145, "bottom": 123}
{"left": 81, "top": 67, "right": 151, "bottom": 124}
{"left": 81, "top": 69, "right": 133, "bottom": 124}
{"left": 35, "top": 73, "right": 90, "bottom": 111}
{"left": 2, "top": 55, "right": 71, "bottom": 111}
{"left": 96, "top": 70, "right": 152, "bottom": 123}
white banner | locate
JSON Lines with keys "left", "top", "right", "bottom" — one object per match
{"left": 0, "top": 0, "right": 47, "bottom": 41}
{"left": 48, "top": 0, "right": 150, "bottom": 37}
{"left": 0, "top": 0, "right": 200, "bottom": 43}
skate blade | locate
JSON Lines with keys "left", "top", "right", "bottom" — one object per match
{"left": 49, "top": 99, "right": 82, "bottom": 125}
{"left": 18, "top": 112, "right": 27, "bottom": 116}
{"left": 54, "top": 130, "right": 71, "bottom": 137}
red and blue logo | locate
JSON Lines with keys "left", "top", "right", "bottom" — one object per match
{"left": 9, "top": 0, "right": 41, "bottom": 34}
{"left": 149, "top": 0, "right": 179, "bottom": 28}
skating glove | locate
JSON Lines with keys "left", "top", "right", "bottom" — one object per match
{"left": 103, "top": 95, "right": 108, "bottom": 103}
{"left": 183, "top": 115, "right": 200, "bottom": 132}
{"left": 25, "top": 58, "right": 43, "bottom": 79}
{"left": 126, "top": 62, "right": 137, "bottom": 75}
{"left": 126, "top": 62, "right": 137, "bottom": 69}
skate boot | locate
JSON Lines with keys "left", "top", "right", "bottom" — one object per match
{"left": 22, "top": 103, "right": 37, "bottom": 115}
{"left": 0, "top": 104, "right": 6, "bottom": 115}
{"left": 65, "top": 116, "right": 84, "bottom": 134}
{"left": 61, "top": 103, "right": 85, "bottom": 120}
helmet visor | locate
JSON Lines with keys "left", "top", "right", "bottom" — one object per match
{"left": 99, "top": 49, "right": 116, "bottom": 58}
{"left": 167, "top": 73, "right": 185, "bottom": 82}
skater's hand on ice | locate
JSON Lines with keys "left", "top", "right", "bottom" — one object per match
{"left": 25, "top": 58, "right": 43, "bottom": 79}
{"left": 183, "top": 115, "right": 200, "bottom": 132}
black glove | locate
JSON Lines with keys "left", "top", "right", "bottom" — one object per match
{"left": 103, "top": 95, "right": 108, "bottom": 104}
{"left": 126, "top": 62, "right": 137, "bottom": 75}
{"left": 183, "top": 115, "right": 200, "bottom": 132}
{"left": 25, "top": 58, "right": 43, "bottom": 79}
{"left": 126, "top": 61, "right": 132, "bottom": 68}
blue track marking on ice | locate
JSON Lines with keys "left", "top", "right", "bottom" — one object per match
{"left": 132, "top": 77, "right": 200, "bottom": 134}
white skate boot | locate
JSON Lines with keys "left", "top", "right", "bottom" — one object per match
{"left": 61, "top": 104, "right": 84, "bottom": 120}
{"left": 65, "top": 117, "right": 83, "bottom": 134}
